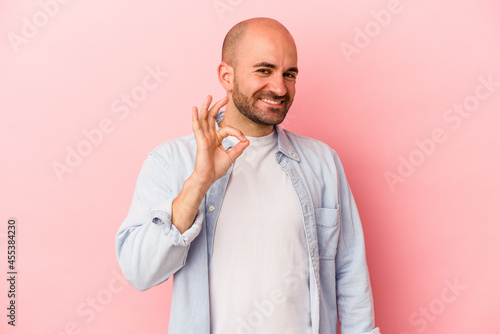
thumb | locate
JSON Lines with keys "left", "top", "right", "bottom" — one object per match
{"left": 226, "top": 138, "right": 250, "bottom": 163}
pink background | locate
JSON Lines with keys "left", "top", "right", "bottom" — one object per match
{"left": 1, "top": 0, "right": 500, "bottom": 333}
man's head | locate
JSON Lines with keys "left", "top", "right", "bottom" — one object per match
{"left": 218, "top": 18, "right": 298, "bottom": 129}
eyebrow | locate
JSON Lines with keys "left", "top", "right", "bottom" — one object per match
{"left": 253, "top": 62, "right": 299, "bottom": 74}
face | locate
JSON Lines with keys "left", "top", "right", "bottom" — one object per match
{"left": 230, "top": 27, "right": 298, "bottom": 126}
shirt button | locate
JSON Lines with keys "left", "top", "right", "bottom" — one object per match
{"left": 209, "top": 205, "right": 215, "bottom": 212}
{"left": 292, "top": 153, "right": 297, "bottom": 158}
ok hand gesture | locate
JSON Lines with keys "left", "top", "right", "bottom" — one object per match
{"left": 172, "top": 95, "right": 249, "bottom": 233}
{"left": 191, "top": 95, "right": 249, "bottom": 190}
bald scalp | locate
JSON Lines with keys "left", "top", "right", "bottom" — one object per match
{"left": 221, "top": 17, "right": 293, "bottom": 67}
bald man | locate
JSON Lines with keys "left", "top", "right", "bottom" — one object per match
{"left": 116, "top": 18, "right": 381, "bottom": 334}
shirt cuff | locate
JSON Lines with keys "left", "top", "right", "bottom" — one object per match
{"left": 362, "top": 328, "right": 381, "bottom": 334}
{"left": 151, "top": 198, "right": 204, "bottom": 246}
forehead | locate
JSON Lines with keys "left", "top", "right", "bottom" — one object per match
{"left": 236, "top": 27, "right": 298, "bottom": 68}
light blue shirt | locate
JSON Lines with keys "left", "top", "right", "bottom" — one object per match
{"left": 116, "top": 112, "right": 380, "bottom": 334}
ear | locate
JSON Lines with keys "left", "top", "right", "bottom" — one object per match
{"left": 217, "top": 61, "right": 234, "bottom": 92}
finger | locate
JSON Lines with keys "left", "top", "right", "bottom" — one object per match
{"left": 208, "top": 96, "right": 229, "bottom": 132}
{"left": 217, "top": 125, "right": 248, "bottom": 143}
{"left": 208, "top": 96, "right": 228, "bottom": 118}
{"left": 192, "top": 106, "right": 204, "bottom": 138}
{"left": 226, "top": 139, "right": 250, "bottom": 162}
{"left": 198, "top": 95, "right": 213, "bottom": 123}
{"left": 192, "top": 106, "right": 199, "bottom": 122}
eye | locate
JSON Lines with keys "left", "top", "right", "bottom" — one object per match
{"left": 257, "top": 68, "right": 270, "bottom": 74}
{"left": 284, "top": 72, "right": 297, "bottom": 79}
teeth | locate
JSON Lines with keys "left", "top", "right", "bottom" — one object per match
{"left": 261, "top": 98, "right": 281, "bottom": 105}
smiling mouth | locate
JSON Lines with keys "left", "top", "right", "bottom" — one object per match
{"left": 260, "top": 98, "right": 283, "bottom": 105}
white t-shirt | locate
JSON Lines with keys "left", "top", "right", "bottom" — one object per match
{"left": 209, "top": 130, "right": 312, "bottom": 334}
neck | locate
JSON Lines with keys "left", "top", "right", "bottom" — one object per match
{"left": 219, "top": 99, "right": 275, "bottom": 137}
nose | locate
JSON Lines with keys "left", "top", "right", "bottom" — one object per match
{"left": 268, "top": 73, "right": 287, "bottom": 97}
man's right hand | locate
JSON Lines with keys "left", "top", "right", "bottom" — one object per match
{"left": 171, "top": 95, "right": 249, "bottom": 234}
{"left": 190, "top": 95, "right": 249, "bottom": 190}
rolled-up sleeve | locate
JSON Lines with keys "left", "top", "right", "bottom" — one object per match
{"left": 116, "top": 152, "right": 202, "bottom": 291}
{"left": 151, "top": 197, "right": 203, "bottom": 246}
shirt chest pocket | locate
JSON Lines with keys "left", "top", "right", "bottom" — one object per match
{"left": 314, "top": 207, "right": 340, "bottom": 261}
